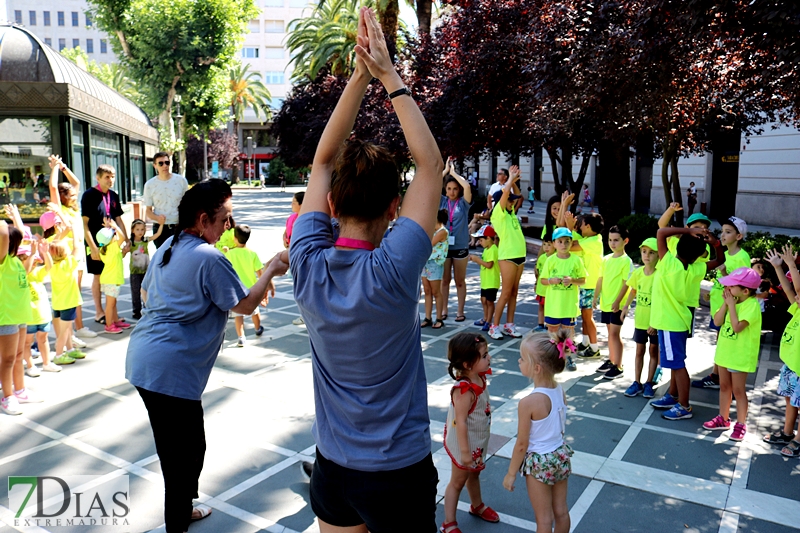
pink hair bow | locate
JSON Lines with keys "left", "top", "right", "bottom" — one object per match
{"left": 549, "top": 338, "right": 576, "bottom": 359}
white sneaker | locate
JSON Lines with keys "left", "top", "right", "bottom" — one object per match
{"left": 75, "top": 327, "right": 98, "bottom": 339}
{"left": 41, "top": 362, "right": 62, "bottom": 373}
{"left": 0, "top": 395, "right": 22, "bottom": 415}
{"left": 292, "top": 317, "right": 305, "bottom": 325}
{"left": 488, "top": 325, "right": 504, "bottom": 340}
{"left": 14, "top": 388, "right": 42, "bottom": 404}
{"left": 71, "top": 335, "right": 87, "bottom": 348}
{"left": 31, "top": 347, "right": 40, "bottom": 357}
{"left": 503, "top": 323, "right": 522, "bottom": 338}
{"left": 25, "top": 365, "right": 41, "bottom": 378}
{"left": 237, "top": 337, "right": 246, "bottom": 347}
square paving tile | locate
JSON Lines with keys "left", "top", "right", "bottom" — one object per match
{"left": 622, "top": 427, "right": 737, "bottom": 484}
{"left": 564, "top": 415, "right": 629, "bottom": 457}
{"left": 567, "top": 386, "right": 648, "bottom": 422}
{"left": 75, "top": 415, "right": 157, "bottom": 464}
{"left": 0, "top": 419, "right": 57, "bottom": 458}
{"left": 486, "top": 349, "right": 523, "bottom": 373}
{"left": 745, "top": 451, "right": 800, "bottom": 501}
{"left": 737, "top": 515, "right": 798, "bottom": 533}
{"left": 424, "top": 357, "right": 450, "bottom": 383}
{"left": 26, "top": 391, "right": 138, "bottom": 436}
{"left": 227, "top": 460, "right": 317, "bottom": 533}
{"left": 573, "top": 483, "right": 722, "bottom": 533}
{"left": 486, "top": 372, "right": 531, "bottom": 400}
{"left": 645, "top": 402, "right": 723, "bottom": 435}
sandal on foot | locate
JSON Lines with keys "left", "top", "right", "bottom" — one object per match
{"left": 94, "top": 316, "right": 106, "bottom": 325}
{"left": 469, "top": 503, "right": 500, "bottom": 523}
{"left": 441, "top": 314, "right": 448, "bottom": 321}
{"left": 432, "top": 319, "right": 445, "bottom": 329}
{"left": 440, "top": 522, "right": 462, "bottom": 533}
{"left": 420, "top": 318, "right": 433, "bottom": 328}
{"left": 764, "top": 430, "right": 795, "bottom": 445}
{"left": 454, "top": 315, "right": 466, "bottom": 322}
{"left": 781, "top": 439, "right": 800, "bottom": 458}
{"left": 191, "top": 504, "right": 212, "bottom": 521}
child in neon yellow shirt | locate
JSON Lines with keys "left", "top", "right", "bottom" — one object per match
{"left": 534, "top": 234, "right": 555, "bottom": 332}
{"left": 468, "top": 225, "right": 499, "bottom": 331}
{"left": 97, "top": 219, "right": 130, "bottom": 335}
{"left": 225, "top": 224, "right": 266, "bottom": 347}
{"left": 593, "top": 226, "right": 631, "bottom": 380}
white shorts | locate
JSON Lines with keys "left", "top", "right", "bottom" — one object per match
{"left": 101, "top": 284, "right": 121, "bottom": 298}
{"left": 232, "top": 309, "right": 260, "bottom": 318}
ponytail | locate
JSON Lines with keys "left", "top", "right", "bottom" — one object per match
{"left": 160, "top": 179, "right": 232, "bottom": 267}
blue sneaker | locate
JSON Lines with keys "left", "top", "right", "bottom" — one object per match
{"left": 481, "top": 322, "right": 491, "bottom": 332}
{"left": 566, "top": 356, "right": 577, "bottom": 372}
{"left": 650, "top": 393, "right": 678, "bottom": 410}
{"left": 662, "top": 404, "right": 693, "bottom": 420}
{"left": 642, "top": 382, "right": 656, "bottom": 399}
{"left": 474, "top": 319, "right": 487, "bottom": 327}
{"left": 533, "top": 325, "right": 547, "bottom": 332}
{"left": 624, "top": 381, "right": 643, "bottom": 397}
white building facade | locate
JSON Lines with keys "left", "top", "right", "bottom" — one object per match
{"left": 1, "top": 0, "right": 118, "bottom": 63}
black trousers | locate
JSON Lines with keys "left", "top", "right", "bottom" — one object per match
{"left": 130, "top": 273, "right": 145, "bottom": 315}
{"left": 137, "top": 387, "right": 205, "bottom": 533}
{"left": 152, "top": 224, "right": 176, "bottom": 249}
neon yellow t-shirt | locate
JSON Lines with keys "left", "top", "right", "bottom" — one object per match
{"left": 650, "top": 252, "right": 693, "bottom": 332}
{"left": 480, "top": 244, "right": 500, "bottom": 290}
{"left": 667, "top": 236, "right": 709, "bottom": 307}
{"left": 626, "top": 266, "right": 656, "bottom": 330}
{"left": 571, "top": 232, "right": 603, "bottom": 289}
{"left": 490, "top": 207, "right": 526, "bottom": 260}
{"left": 225, "top": 247, "right": 262, "bottom": 289}
{"left": 714, "top": 296, "right": 762, "bottom": 373}
{"left": 540, "top": 254, "right": 587, "bottom": 319}
{"left": 0, "top": 255, "right": 32, "bottom": 325}
{"left": 710, "top": 249, "right": 751, "bottom": 314}
{"left": 99, "top": 241, "right": 124, "bottom": 286}
{"left": 51, "top": 256, "right": 83, "bottom": 310}
{"left": 28, "top": 265, "right": 52, "bottom": 325}
{"left": 599, "top": 253, "right": 632, "bottom": 312}
{"left": 215, "top": 228, "right": 236, "bottom": 253}
{"left": 535, "top": 252, "right": 554, "bottom": 297}
{"left": 780, "top": 304, "right": 800, "bottom": 374}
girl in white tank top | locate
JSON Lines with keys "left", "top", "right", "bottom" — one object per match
{"left": 503, "top": 330, "right": 575, "bottom": 533}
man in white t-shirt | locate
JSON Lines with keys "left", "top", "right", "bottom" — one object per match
{"left": 144, "top": 152, "right": 189, "bottom": 248}
{"left": 486, "top": 168, "right": 509, "bottom": 211}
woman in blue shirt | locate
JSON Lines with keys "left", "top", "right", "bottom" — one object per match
{"left": 439, "top": 157, "right": 473, "bottom": 322}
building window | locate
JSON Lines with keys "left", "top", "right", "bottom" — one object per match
{"left": 71, "top": 12, "right": 79, "bottom": 26}
{"left": 58, "top": 38, "right": 66, "bottom": 51}
{"left": 29, "top": 11, "right": 36, "bottom": 25}
{"left": 263, "top": 47, "right": 284, "bottom": 59}
{"left": 72, "top": 38, "right": 80, "bottom": 48}
{"left": 100, "top": 39, "right": 107, "bottom": 53}
{"left": 44, "top": 38, "right": 52, "bottom": 46}
{"left": 86, "top": 39, "right": 94, "bottom": 53}
{"left": 14, "top": 10, "right": 22, "bottom": 24}
{"left": 57, "top": 11, "right": 64, "bottom": 26}
{"left": 249, "top": 19, "right": 260, "bottom": 32}
{"left": 85, "top": 13, "right": 92, "bottom": 27}
{"left": 241, "top": 47, "right": 259, "bottom": 59}
{"left": 264, "top": 20, "right": 284, "bottom": 33}
{"left": 264, "top": 0, "right": 283, "bottom": 6}
{"left": 290, "top": 0, "right": 307, "bottom": 7}
{"left": 264, "top": 71, "right": 285, "bottom": 84}
{"left": 43, "top": 11, "right": 50, "bottom": 26}
{"left": 91, "top": 129, "right": 121, "bottom": 195}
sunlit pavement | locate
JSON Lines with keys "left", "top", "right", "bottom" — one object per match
{"left": 0, "top": 188, "right": 797, "bottom": 533}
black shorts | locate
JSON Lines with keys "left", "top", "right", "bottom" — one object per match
{"left": 447, "top": 248, "right": 468, "bottom": 260}
{"left": 504, "top": 257, "right": 526, "bottom": 266}
{"left": 310, "top": 448, "right": 438, "bottom": 532}
{"left": 687, "top": 306, "right": 696, "bottom": 338}
{"left": 86, "top": 250, "right": 104, "bottom": 275}
{"left": 633, "top": 328, "right": 658, "bottom": 345}
{"left": 600, "top": 310, "right": 624, "bottom": 326}
{"left": 480, "top": 288, "right": 498, "bottom": 302}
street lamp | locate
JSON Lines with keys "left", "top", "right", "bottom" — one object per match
{"left": 173, "top": 94, "right": 183, "bottom": 174}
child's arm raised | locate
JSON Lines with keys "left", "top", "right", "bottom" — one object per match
{"left": 779, "top": 244, "right": 800, "bottom": 296}
{"left": 657, "top": 226, "right": 707, "bottom": 260}
{"left": 767, "top": 248, "right": 797, "bottom": 301}
{"left": 503, "top": 395, "right": 535, "bottom": 492}
{"left": 3, "top": 204, "right": 24, "bottom": 232}
{"left": 452, "top": 387, "right": 479, "bottom": 469}
{"left": 48, "top": 155, "right": 63, "bottom": 208}
{"left": 39, "top": 240, "right": 53, "bottom": 272}
{"left": 0, "top": 220, "right": 8, "bottom": 264}
{"left": 448, "top": 164, "right": 472, "bottom": 204}
{"left": 658, "top": 202, "right": 682, "bottom": 228}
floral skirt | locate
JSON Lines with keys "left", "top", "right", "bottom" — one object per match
{"left": 520, "top": 443, "right": 573, "bottom": 485}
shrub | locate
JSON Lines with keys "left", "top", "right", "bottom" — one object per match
{"left": 617, "top": 213, "right": 660, "bottom": 264}
{"left": 741, "top": 231, "right": 800, "bottom": 261}
{"left": 266, "top": 157, "right": 308, "bottom": 185}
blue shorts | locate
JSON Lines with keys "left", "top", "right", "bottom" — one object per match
{"left": 26, "top": 323, "right": 52, "bottom": 334}
{"left": 777, "top": 364, "right": 800, "bottom": 408}
{"left": 422, "top": 260, "right": 444, "bottom": 281}
{"left": 53, "top": 307, "right": 77, "bottom": 321}
{"left": 545, "top": 317, "right": 577, "bottom": 326}
{"left": 708, "top": 315, "right": 721, "bottom": 332}
{"left": 579, "top": 289, "right": 594, "bottom": 310}
{"left": 658, "top": 330, "right": 688, "bottom": 369}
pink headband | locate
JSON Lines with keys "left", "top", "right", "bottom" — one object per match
{"left": 550, "top": 338, "right": 576, "bottom": 359}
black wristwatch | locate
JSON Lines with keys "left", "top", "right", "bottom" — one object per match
{"left": 388, "top": 87, "right": 412, "bottom": 99}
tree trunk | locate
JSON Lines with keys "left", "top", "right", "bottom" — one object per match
{"left": 378, "top": 0, "right": 400, "bottom": 61}
{"left": 416, "top": 0, "right": 432, "bottom": 34}
{"left": 545, "top": 146, "right": 563, "bottom": 195}
{"left": 231, "top": 119, "right": 241, "bottom": 184}
{"left": 595, "top": 141, "right": 631, "bottom": 231}
{"left": 661, "top": 143, "right": 684, "bottom": 226}
{"left": 670, "top": 155, "right": 684, "bottom": 226}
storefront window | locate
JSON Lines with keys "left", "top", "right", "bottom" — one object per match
{"left": 0, "top": 118, "right": 54, "bottom": 221}
{"left": 130, "top": 142, "right": 144, "bottom": 200}
{"left": 90, "top": 128, "right": 121, "bottom": 195}
{"left": 71, "top": 119, "right": 86, "bottom": 195}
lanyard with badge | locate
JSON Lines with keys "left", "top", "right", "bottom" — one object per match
{"left": 446, "top": 199, "right": 457, "bottom": 246}
{"left": 96, "top": 185, "right": 111, "bottom": 218}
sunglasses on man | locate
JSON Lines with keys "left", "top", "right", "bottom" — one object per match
{"left": 156, "top": 160, "right": 170, "bottom": 167}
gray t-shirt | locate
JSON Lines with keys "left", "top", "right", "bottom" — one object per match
{"left": 143, "top": 174, "right": 189, "bottom": 225}
{"left": 440, "top": 196, "right": 471, "bottom": 251}
{"left": 125, "top": 233, "right": 248, "bottom": 400}
{"left": 290, "top": 212, "right": 432, "bottom": 471}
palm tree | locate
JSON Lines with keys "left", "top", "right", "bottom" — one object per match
{"left": 229, "top": 63, "right": 272, "bottom": 182}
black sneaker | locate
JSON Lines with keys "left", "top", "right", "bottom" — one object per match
{"left": 131, "top": 312, "right": 142, "bottom": 320}
{"left": 691, "top": 373, "right": 720, "bottom": 389}
{"left": 301, "top": 461, "right": 314, "bottom": 479}
{"left": 595, "top": 359, "right": 613, "bottom": 373}
{"left": 603, "top": 365, "right": 624, "bottom": 380}
{"left": 579, "top": 346, "right": 602, "bottom": 358}
{"left": 575, "top": 342, "right": 589, "bottom": 352}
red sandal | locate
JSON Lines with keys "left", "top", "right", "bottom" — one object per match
{"left": 469, "top": 503, "right": 500, "bottom": 523}
{"left": 440, "top": 522, "right": 462, "bottom": 533}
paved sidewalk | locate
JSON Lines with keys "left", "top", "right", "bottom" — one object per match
{"left": 0, "top": 189, "right": 798, "bottom": 533}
